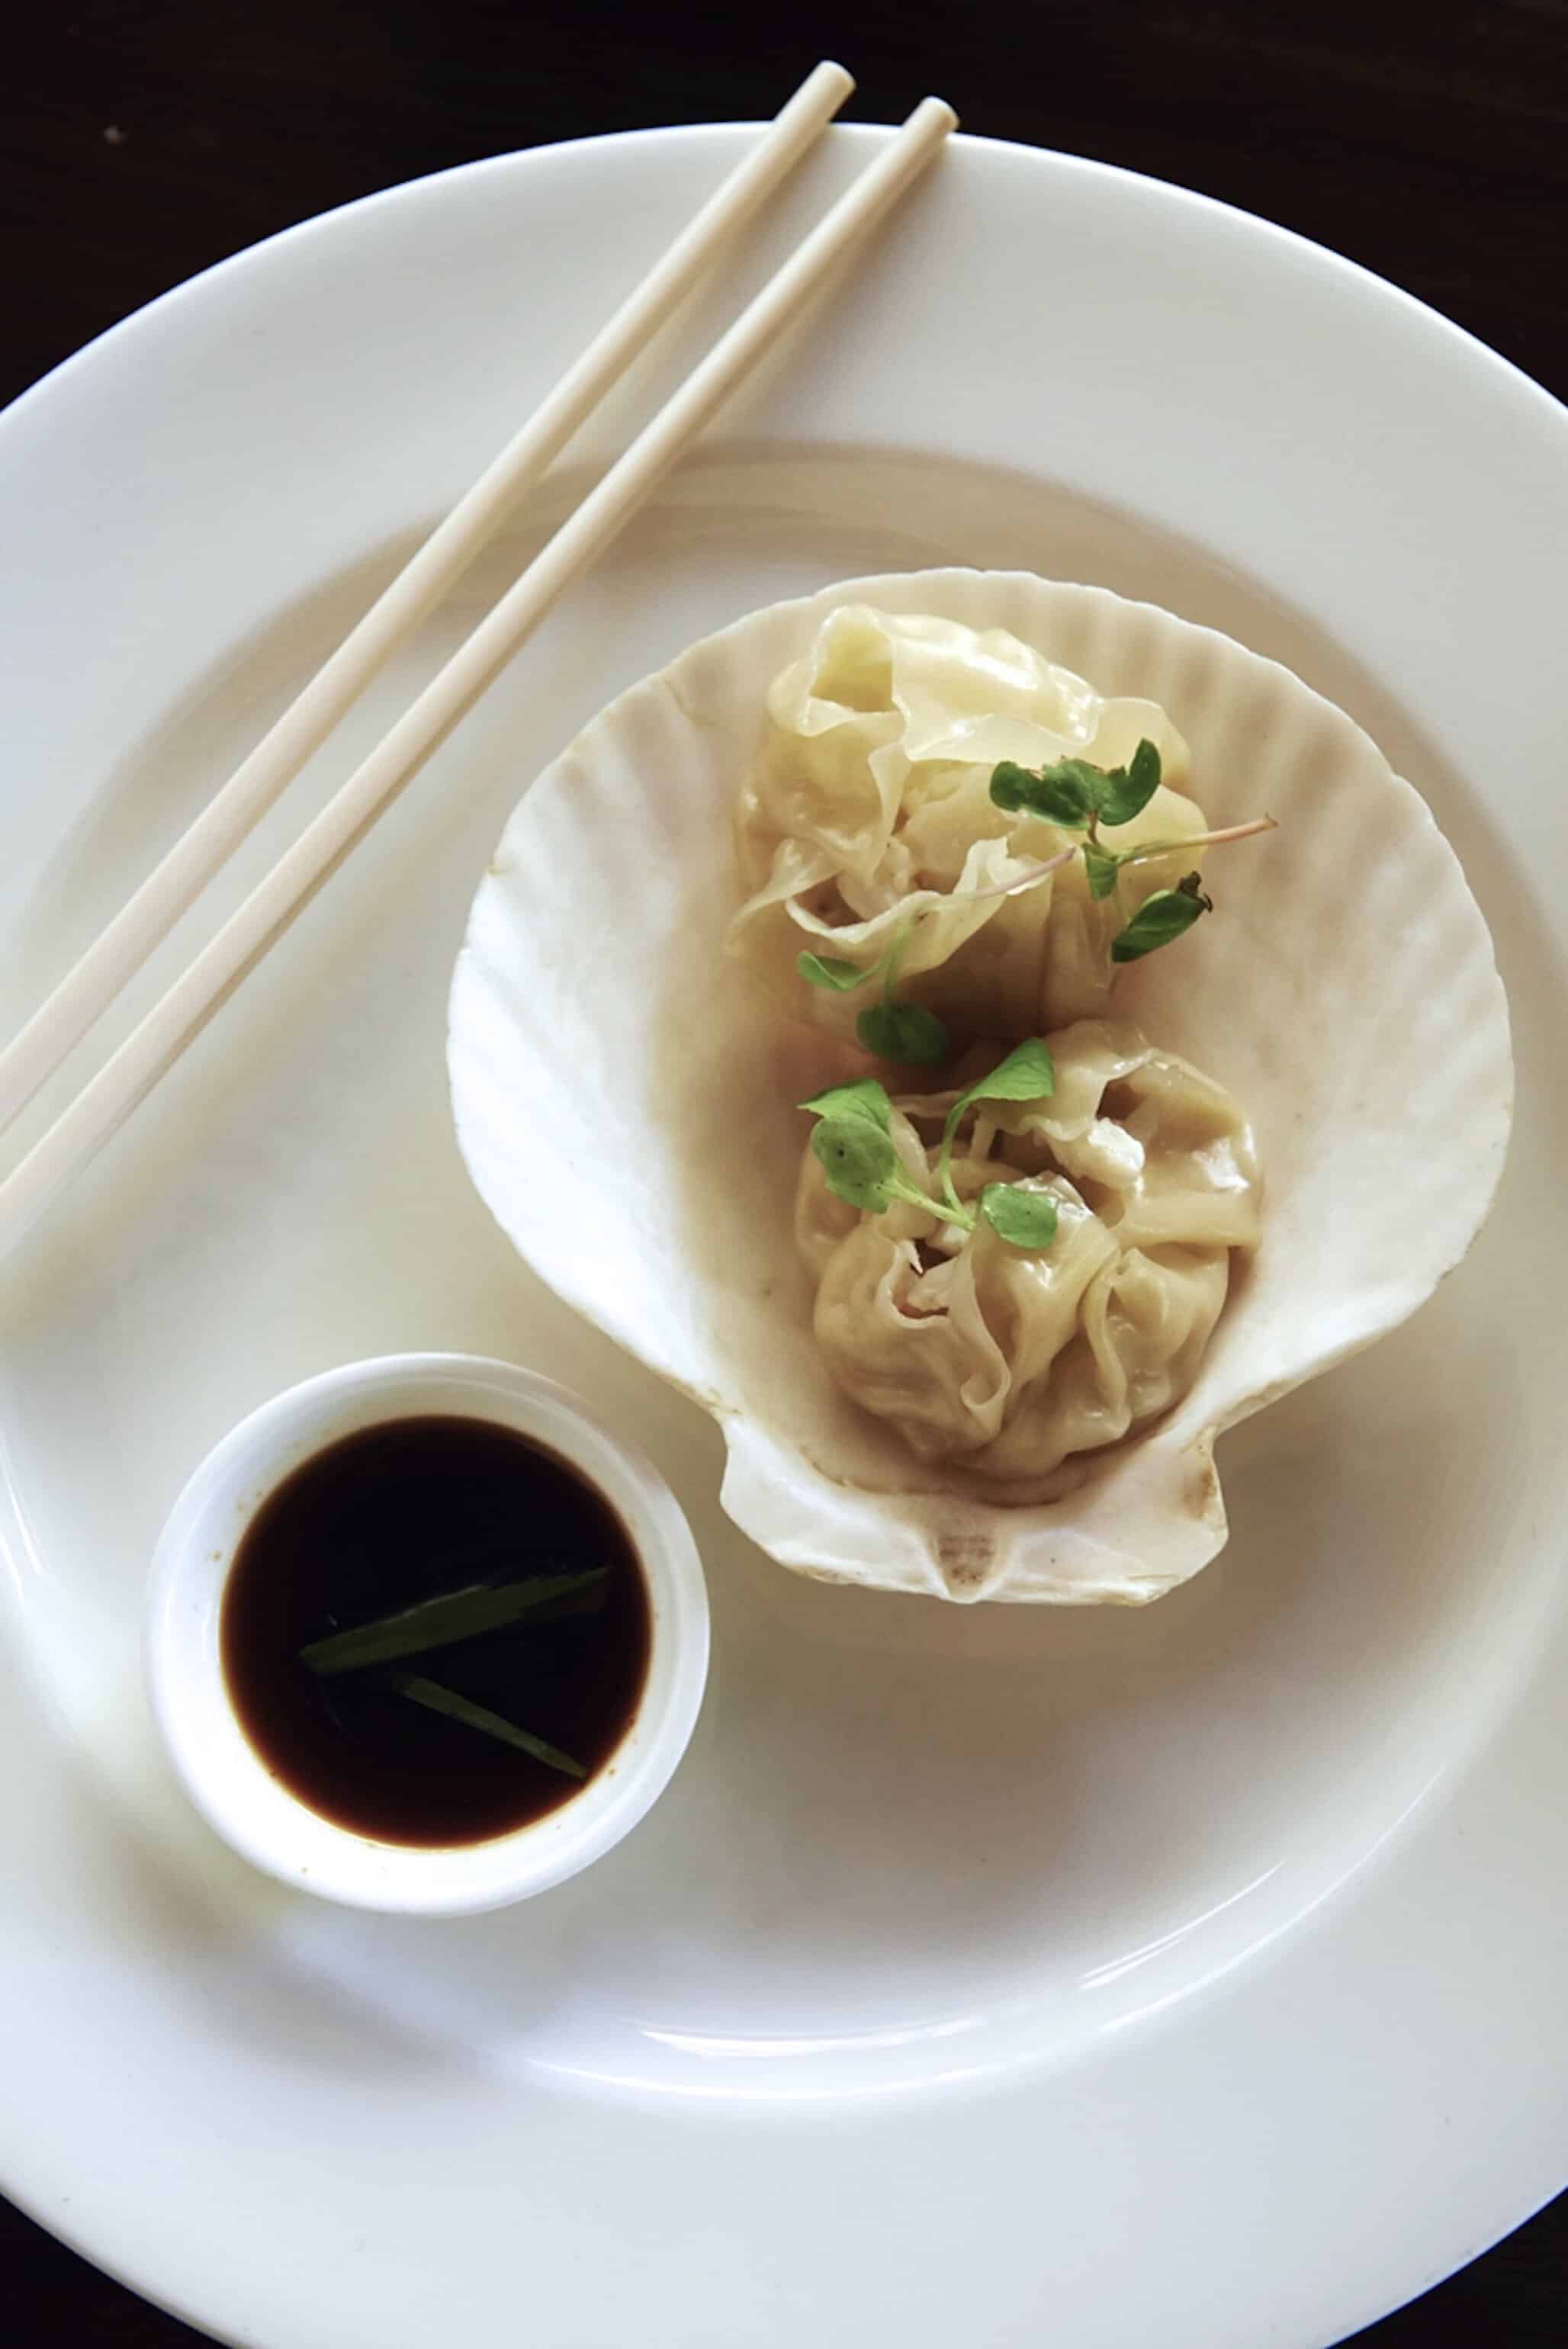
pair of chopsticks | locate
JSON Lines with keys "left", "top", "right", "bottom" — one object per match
{"left": 0, "top": 66, "right": 956, "bottom": 1262}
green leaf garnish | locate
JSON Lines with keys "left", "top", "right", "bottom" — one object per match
{"left": 938, "top": 1037, "right": 1056, "bottom": 1209}
{"left": 1082, "top": 843, "right": 1122, "bottom": 901}
{"left": 797, "top": 950, "right": 870, "bottom": 993}
{"left": 392, "top": 1675, "right": 587, "bottom": 1779}
{"left": 803, "top": 1040, "right": 1062, "bottom": 1250}
{"left": 989, "top": 758, "right": 1094, "bottom": 829}
{"left": 856, "top": 1000, "right": 949, "bottom": 1064}
{"left": 954, "top": 1036, "right": 1057, "bottom": 1109}
{"left": 988, "top": 745, "right": 1274, "bottom": 971}
{"left": 988, "top": 741, "right": 1162, "bottom": 834}
{"left": 298, "top": 1570, "right": 608, "bottom": 1676}
{"left": 978, "top": 1184, "right": 1060, "bottom": 1249}
{"left": 796, "top": 917, "right": 951, "bottom": 1066}
{"left": 1110, "top": 872, "right": 1214, "bottom": 962}
{"left": 807, "top": 1042, "right": 1062, "bottom": 1243}
{"left": 804, "top": 1104, "right": 972, "bottom": 1229}
{"left": 1094, "top": 737, "right": 1163, "bottom": 827}
{"left": 797, "top": 1077, "right": 892, "bottom": 1130}
{"left": 809, "top": 1116, "right": 900, "bottom": 1212}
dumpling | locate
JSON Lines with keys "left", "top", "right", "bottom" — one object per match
{"left": 966, "top": 1023, "right": 1262, "bottom": 1252}
{"left": 731, "top": 605, "right": 1210, "bottom": 1041}
{"left": 795, "top": 1020, "right": 1260, "bottom": 1483}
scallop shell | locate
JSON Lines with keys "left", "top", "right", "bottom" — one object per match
{"left": 448, "top": 572, "right": 1512, "bottom": 1604}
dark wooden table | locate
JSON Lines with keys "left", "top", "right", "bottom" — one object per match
{"left": 4, "top": 2, "right": 1565, "bottom": 2341}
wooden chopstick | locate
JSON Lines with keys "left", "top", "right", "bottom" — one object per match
{"left": 0, "top": 95, "right": 957, "bottom": 1264}
{"left": 0, "top": 60, "right": 855, "bottom": 1140}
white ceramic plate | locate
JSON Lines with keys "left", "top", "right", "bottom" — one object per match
{"left": 0, "top": 124, "right": 1563, "bottom": 2349}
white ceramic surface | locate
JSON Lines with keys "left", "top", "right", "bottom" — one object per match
{"left": 0, "top": 123, "right": 1564, "bottom": 2349}
{"left": 145, "top": 1353, "right": 709, "bottom": 1913}
{"left": 448, "top": 569, "right": 1511, "bottom": 1604}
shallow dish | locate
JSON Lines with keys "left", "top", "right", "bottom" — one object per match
{"left": 145, "top": 1352, "right": 708, "bottom": 1914}
{"left": 448, "top": 567, "right": 1512, "bottom": 1603}
{"left": 0, "top": 122, "right": 1564, "bottom": 2349}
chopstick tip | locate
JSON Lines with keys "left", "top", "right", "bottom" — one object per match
{"left": 810, "top": 60, "right": 856, "bottom": 103}
{"left": 917, "top": 97, "right": 960, "bottom": 137}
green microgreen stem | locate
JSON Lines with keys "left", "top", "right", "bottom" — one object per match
{"left": 989, "top": 744, "right": 1276, "bottom": 963}
{"left": 800, "top": 1054, "right": 1060, "bottom": 1252}
{"left": 1110, "top": 815, "right": 1278, "bottom": 876}
{"left": 937, "top": 1038, "right": 1056, "bottom": 1211}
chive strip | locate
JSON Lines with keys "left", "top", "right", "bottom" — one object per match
{"left": 393, "top": 1675, "right": 587, "bottom": 1780}
{"left": 298, "top": 1569, "right": 608, "bottom": 1676}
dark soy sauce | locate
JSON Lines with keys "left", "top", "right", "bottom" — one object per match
{"left": 221, "top": 1416, "right": 651, "bottom": 1847}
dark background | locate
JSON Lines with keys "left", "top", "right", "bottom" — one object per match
{"left": 3, "top": 1, "right": 1565, "bottom": 2341}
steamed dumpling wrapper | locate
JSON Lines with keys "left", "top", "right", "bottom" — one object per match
{"left": 731, "top": 606, "right": 1210, "bottom": 1039}
{"left": 795, "top": 1021, "right": 1261, "bottom": 1483}
{"left": 969, "top": 1025, "right": 1261, "bottom": 1252}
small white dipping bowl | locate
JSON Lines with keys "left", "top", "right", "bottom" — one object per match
{"left": 144, "top": 1353, "right": 708, "bottom": 1915}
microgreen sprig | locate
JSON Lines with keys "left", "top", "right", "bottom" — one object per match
{"left": 800, "top": 1041, "right": 1060, "bottom": 1252}
{"left": 990, "top": 741, "right": 1275, "bottom": 959}
{"left": 798, "top": 922, "right": 949, "bottom": 1064}
{"left": 1110, "top": 872, "right": 1213, "bottom": 961}
{"left": 798, "top": 1076, "right": 972, "bottom": 1227}
{"left": 853, "top": 920, "right": 949, "bottom": 1065}
{"left": 793, "top": 740, "right": 1271, "bottom": 1048}
{"left": 936, "top": 1038, "right": 1056, "bottom": 1213}
{"left": 991, "top": 738, "right": 1165, "bottom": 835}
{"left": 795, "top": 854, "right": 1083, "bottom": 1065}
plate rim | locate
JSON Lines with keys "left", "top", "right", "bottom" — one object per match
{"left": 8, "top": 121, "right": 1563, "bottom": 439}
